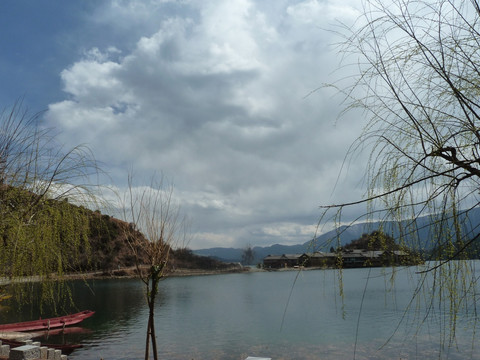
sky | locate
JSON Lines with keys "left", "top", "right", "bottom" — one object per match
{"left": 0, "top": 0, "right": 369, "bottom": 250}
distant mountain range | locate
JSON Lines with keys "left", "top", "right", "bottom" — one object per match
{"left": 193, "top": 208, "right": 480, "bottom": 264}
{"left": 193, "top": 223, "right": 377, "bottom": 264}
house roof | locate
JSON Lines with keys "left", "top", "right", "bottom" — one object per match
{"left": 309, "top": 251, "right": 336, "bottom": 258}
{"left": 264, "top": 249, "right": 410, "bottom": 261}
{"left": 263, "top": 253, "right": 306, "bottom": 260}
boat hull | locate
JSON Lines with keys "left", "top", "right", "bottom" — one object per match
{"left": 0, "top": 310, "right": 95, "bottom": 332}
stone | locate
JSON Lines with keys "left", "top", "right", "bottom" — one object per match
{"left": 40, "top": 346, "right": 48, "bottom": 359}
{"left": 9, "top": 345, "right": 40, "bottom": 360}
{"left": 0, "top": 345, "right": 9, "bottom": 357}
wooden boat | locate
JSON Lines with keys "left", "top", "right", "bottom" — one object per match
{"left": 0, "top": 310, "right": 94, "bottom": 332}
{"left": 0, "top": 338, "right": 82, "bottom": 355}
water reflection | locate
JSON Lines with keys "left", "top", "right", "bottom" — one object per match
{"left": 0, "top": 267, "right": 479, "bottom": 359}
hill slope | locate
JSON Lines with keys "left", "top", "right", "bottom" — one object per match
{"left": 0, "top": 185, "right": 234, "bottom": 275}
{"left": 83, "top": 211, "right": 238, "bottom": 273}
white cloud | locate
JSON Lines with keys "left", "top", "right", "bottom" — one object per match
{"left": 192, "top": 232, "right": 236, "bottom": 249}
{"left": 61, "top": 61, "right": 123, "bottom": 104}
{"left": 45, "top": 0, "right": 365, "bottom": 249}
{"left": 287, "top": 0, "right": 360, "bottom": 24}
{"left": 261, "top": 222, "right": 318, "bottom": 238}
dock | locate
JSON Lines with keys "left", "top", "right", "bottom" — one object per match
{"left": 0, "top": 339, "right": 68, "bottom": 360}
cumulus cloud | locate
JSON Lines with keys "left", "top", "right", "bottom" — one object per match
{"left": 287, "top": 0, "right": 360, "bottom": 24}
{"left": 45, "top": 0, "right": 366, "bottom": 249}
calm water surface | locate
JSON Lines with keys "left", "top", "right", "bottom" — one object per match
{"left": 2, "top": 264, "right": 480, "bottom": 360}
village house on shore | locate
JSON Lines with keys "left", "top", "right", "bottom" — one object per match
{"left": 263, "top": 249, "right": 417, "bottom": 269}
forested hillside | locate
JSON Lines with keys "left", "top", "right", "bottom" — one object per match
{"left": 1, "top": 185, "right": 232, "bottom": 276}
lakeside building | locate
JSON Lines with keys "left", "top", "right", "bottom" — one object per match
{"left": 263, "top": 249, "right": 413, "bottom": 269}
{"left": 262, "top": 254, "right": 309, "bottom": 268}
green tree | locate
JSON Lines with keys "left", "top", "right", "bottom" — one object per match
{"left": 122, "top": 174, "right": 187, "bottom": 360}
{"left": 322, "top": 0, "right": 480, "bottom": 353}
{"left": 0, "top": 101, "right": 101, "bottom": 308}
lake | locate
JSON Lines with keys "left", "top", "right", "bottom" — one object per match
{"left": 1, "top": 263, "right": 480, "bottom": 360}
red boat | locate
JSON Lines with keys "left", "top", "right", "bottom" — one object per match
{"left": 0, "top": 310, "right": 94, "bottom": 332}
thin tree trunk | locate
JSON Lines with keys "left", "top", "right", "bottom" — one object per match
{"left": 150, "top": 314, "right": 158, "bottom": 360}
{"left": 145, "top": 301, "right": 151, "bottom": 360}
{"left": 150, "top": 277, "right": 159, "bottom": 360}
{"left": 144, "top": 273, "right": 160, "bottom": 360}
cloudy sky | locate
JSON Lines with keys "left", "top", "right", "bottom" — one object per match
{"left": 1, "top": 0, "right": 369, "bottom": 250}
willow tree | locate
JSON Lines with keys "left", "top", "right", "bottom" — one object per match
{"left": 122, "top": 175, "right": 186, "bottom": 360}
{"left": 0, "top": 101, "right": 100, "bottom": 308}
{"left": 321, "top": 0, "right": 480, "bottom": 353}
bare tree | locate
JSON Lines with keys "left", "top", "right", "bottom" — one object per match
{"left": 321, "top": 0, "right": 480, "bottom": 351}
{"left": 241, "top": 244, "right": 255, "bottom": 265}
{"left": 122, "top": 174, "right": 186, "bottom": 360}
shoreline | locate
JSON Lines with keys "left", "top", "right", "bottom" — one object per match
{"left": 0, "top": 266, "right": 261, "bottom": 285}
{"left": 0, "top": 265, "right": 344, "bottom": 285}
{"left": 45, "top": 265, "right": 260, "bottom": 281}
{"left": 79, "top": 265, "right": 328, "bottom": 280}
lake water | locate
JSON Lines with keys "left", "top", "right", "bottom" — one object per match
{"left": 2, "top": 263, "right": 480, "bottom": 360}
